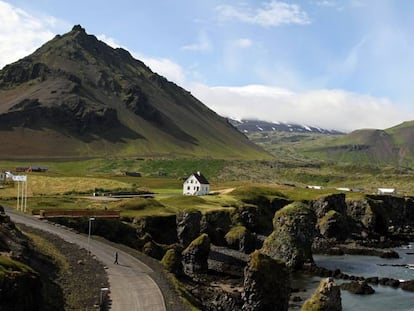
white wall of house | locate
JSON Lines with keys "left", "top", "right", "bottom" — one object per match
{"left": 0, "top": 172, "right": 5, "bottom": 183}
{"left": 183, "top": 174, "right": 210, "bottom": 196}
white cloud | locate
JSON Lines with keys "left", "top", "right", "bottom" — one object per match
{"left": 189, "top": 84, "right": 414, "bottom": 132}
{"left": 182, "top": 31, "right": 211, "bottom": 52}
{"left": 0, "top": 1, "right": 67, "bottom": 69}
{"left": 216, "top": 1, "right": 311, "bottom": 27}
{"left": 234, "top": 38, "right": 253, "bottom": 48}
{"left": 314, "top": 0, "right": 338, "bottom": 7}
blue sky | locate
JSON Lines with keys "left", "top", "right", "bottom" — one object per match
{"left": 1, "top": 0, "right": 414, "bottom": 131}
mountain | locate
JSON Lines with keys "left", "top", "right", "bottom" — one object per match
{"left": 0, "top": 25, "right": 269, "bottom": 159}
{"left": 228, "top": 118, "right": 343, "bottom": 135}
{"left": 306, "top": 121, "right": 414, "bottom": 166}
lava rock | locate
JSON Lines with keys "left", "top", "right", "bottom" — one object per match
{"left": 340, "top": 281, "right": 375, "bottom": 295}
{"left": 182, "top": 233, "right": 210, "bottom": 275}
{"left": 301, "top": 277, "right": 342, "bottom": 311}
{"left": 176, "top": 211, "right": 202, "bottom": 248}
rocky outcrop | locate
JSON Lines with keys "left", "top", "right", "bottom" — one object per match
{"left": 182, "top": 233, "right": 210, "bottom": 275}
{"left": 177, "top": 211, "right": 202, "bottom": 248}
{"left": 312, "top": 194, "right": 347, "bottom": 218}
{"left": 317, "top": 210, "right": 350, "bottom": 241}
{"left": 0, "top": 256, "right": 43, "bottom": 311}
{"left": 340, "top": 281, "right": 375, "bottom": 295}
{"left": 242, "top": 250, "right": 290, "bottom": 311}
{"left": 225, "top": 225, "right": 255, "bottom": 254}
{"left": 142, "top": 240, "right": 167, "bottom": 260}
{"left": 161, "top": 248, "right": 183, "bottom": 275}
{"left": 201, "top": 211, "right": 232, "bottom": 246}
{"left": 261, "top": 202, "right": 316, "bottom": 269}
{"left": 301, "top": 277, "right": 341, "bottom": 311}
{"left": 134, "top": 215, "right": 177, "bottom": 244}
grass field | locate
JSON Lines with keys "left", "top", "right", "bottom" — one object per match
{"left": 1, "top": 153, "right": 414, "bottom": 219}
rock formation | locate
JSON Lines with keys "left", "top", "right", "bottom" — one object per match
{"left": 242, "top": 250, "right": 290, "bottom": 311}
{"left": 182, "top": 233, "right": 210, "bottom": 275}
{"left": 261, "top": 202, "right": 316, "bottom": 269}
{"left": 340, "top": 281, "right": 375, "bottom": 295}
{"left": 301, "top": 277, "right": 341, "bottom": 311}
{"left": 225, "top": 225, "right": 255, "bottom": 254}
{"left": 176, "top": 211, "right": 202, "bottom": 248}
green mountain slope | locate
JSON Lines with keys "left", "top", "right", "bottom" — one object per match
{"left": 304, "top": 121, "right": 414, "bottom": 166}
{"left": 0, "top": 25, "right": 269, "bottom": 160}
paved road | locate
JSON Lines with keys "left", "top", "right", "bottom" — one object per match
{"left": 5, "top": 208, "right": 166, "bottom": 311}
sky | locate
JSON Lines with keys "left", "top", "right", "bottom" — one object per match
{"left": 1, "top": 0, "right": 414, "bottom": 132}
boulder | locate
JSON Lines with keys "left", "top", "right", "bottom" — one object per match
{"left": 261, "top": 202, "right": 316, "bottom": 269}
{"left": 225, "top": 225, "right": 255, "bottom": 254}
{"left": 301, "top": 277, "right": 342, "bottom": 311}
{"left": 340, "top": 281, "right": 375, "bottom": 295}
{"left": 182, "top": 233, "right": 210, "bottom": 275}
{"left": 380, "top": 250, "right": 399, "bottom": 259}
{"left": 176, "top": 211, "right": 202, "bottom": 248}
{"left": 242, "top": 250, "right": 290, "bottom": 311}
{"left": 400, "top": 280, "right": 414, "bottom": 292}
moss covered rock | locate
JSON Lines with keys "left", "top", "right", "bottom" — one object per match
{"left": 301, "top": 277, "right": 341, "bottom": 311}
{"left": 201, "top": 211, "right": 232, "bottom": 246}
{"left": 261, "top": 202, "right": 316, "bottom": 269}
{"left": 225, "top": 225, "right": 255, "bottom": 254}
{"left": 161, "top": 248, "right": 182, "bottom": 275}
{"left": 182, "top": 233, "right": 210, "bottom": 275}
{"left": 242, "top": 250, "right": 290, "bottom": 311}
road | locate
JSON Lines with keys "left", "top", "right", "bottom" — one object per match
{"left": 5, "top": 208, "right": 166, "bottom": 311}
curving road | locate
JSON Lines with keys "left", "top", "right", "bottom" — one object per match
{"left": 5, "top": 208, "right": 166, "bottom": 311}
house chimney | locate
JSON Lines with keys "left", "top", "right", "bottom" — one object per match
{"left": 197, "top": 171, "right": 200, "bottom": 175}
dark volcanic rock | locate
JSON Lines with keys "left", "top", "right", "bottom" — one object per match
{"left": 312, "top": 194, "right": 347, "bottom": 218}
{"left": 400, "top": 280, "right": 414, "bottom": 292}
{"left": 176, "top": 211, "right": 202, "bottom": 248}
{"left": 182, "top": 233, "right": 210, "bottom": 275}
{"left": 201, "top": 211, "right": 232, "bottom": 246}
{"left": 380, "top": 250, "right": 400, "bottom": 259}
{"left": 135, "top": 215, "right": 177, "bottom": 244}
{"left": 261, "top": 202, "right": 316, "bottom": 269}
{"left": 225, "top": 225, "right": 256, "bottom": 254}
{"left": 301, "top": 277, "right": 342, "bottom": 311}
{"left": 242, "top": 250, "right": 290, "bottom": 311}
{"left": 340, "top": 281, "right": 375, "bottom": 295}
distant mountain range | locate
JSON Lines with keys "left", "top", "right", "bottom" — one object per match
{"left": 228, "top": 118, "right": 344, "bottom": 135}
{"left": 0, "top": 25, "right": 269, "bottom": 159}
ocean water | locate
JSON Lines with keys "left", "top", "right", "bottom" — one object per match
{"left": 293, "top": 243, "right": 414, "bottom": 310}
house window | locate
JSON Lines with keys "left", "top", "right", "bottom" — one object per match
{"left": 197, "top": 186, "right": 199, "bottom": 191}
{"left": 187, "top": 186, "right": 190, "bottom": 190}
{"left": 191, "top": 180, "right": 193, "bottom": 183}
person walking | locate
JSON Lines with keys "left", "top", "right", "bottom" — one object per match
{"left": 114, "top": 251, "right": 119, "bottom": 264}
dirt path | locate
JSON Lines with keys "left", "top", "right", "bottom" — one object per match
{"left": 6, "top": 208, "right": 166, "bottom": 311}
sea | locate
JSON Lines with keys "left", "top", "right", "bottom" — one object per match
{"left": 292, "top": 242, "right": 414, "bottom": 311}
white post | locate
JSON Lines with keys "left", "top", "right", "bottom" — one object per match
{"left": 87, "top": 217, "right": 95, "bottom": 253}
{"left": 17, "top": 181, "right": 20, "bottom": 211}
{"left": 24, "top": 179, "right": 28, "bottom": 212}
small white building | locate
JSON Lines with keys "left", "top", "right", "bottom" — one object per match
{"left": 183, "top": 171, "right": 210, "bottom": 196}
{"left": 377, "top": 188, "right": 396, "bottom": 195}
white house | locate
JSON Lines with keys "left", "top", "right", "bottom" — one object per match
{"left": 377, "top": 188, "right": 396, "bottom": 195}
{"left": 183, "top": 171, "right": 210, "bottom": 196}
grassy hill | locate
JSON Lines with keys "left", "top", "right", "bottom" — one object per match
{"left": 0, "top": 25, "right": 269, "bottom": 160}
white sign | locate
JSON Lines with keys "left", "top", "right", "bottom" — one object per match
{"left": 12, "top": 175, "right": 27, "bottom": 182}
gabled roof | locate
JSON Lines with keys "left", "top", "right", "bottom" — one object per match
{"left": 191, "top": 172, "right": 209, "bottom": 184}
